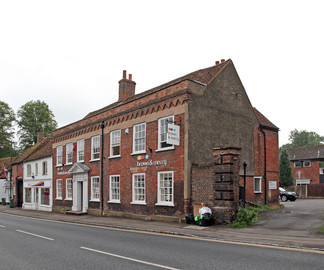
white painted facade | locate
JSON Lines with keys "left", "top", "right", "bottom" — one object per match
{"left": 22, "top": 156, "right": 53, "bottom": 211}
{"left": 0, "top": 178, "right": 10, "bottom": 203}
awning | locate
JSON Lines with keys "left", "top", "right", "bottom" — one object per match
{"left": 32, "top": 181, "right": 45, "bottom": 187}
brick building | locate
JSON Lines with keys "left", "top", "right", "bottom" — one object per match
{"left": 287, "top": 145, "right": 324, "bottom": 185}
{"left": 51, "top": 59, "right": 279, "bottom": 218}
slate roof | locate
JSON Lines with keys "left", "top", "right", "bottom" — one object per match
{"left": 287, "top": 145, "right": 324, "bottom": 161}
{"left": 253, "top": 107, "right": 279, "bottom": 130}
{"left": 84, "top": 60, "right": 230, "bottom": 119}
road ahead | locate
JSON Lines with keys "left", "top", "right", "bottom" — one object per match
{"left": 0, "top": 213, "right": 323, "bottom": 270}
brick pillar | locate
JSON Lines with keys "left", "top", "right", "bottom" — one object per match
{"left": 212, "top": 146, "right": 241, "bottom": 223}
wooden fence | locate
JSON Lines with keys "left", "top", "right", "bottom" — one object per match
{"left": 286, "top": 184, "right": 324, "bottom": 198}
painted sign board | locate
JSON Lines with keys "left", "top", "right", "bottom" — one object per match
{"left": 167, "top": 123, "right": 180, "bottom": 146}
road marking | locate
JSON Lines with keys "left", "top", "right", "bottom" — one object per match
{"left": 16, "top": 230, "right": 54, "bottom": 241}
{"left": 80, "top": 246, "right": 180, "bottom": 270}
{"left": 2, "top": 213, "right": 324, "bottom": 255}
{"left": 0, "top": 224, "right": 5, "bottom": 228}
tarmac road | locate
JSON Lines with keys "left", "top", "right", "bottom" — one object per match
{"left": 0, "top": 199, "right": 323, "bottom": 251}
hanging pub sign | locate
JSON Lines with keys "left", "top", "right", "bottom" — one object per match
{"left": 167, "top": 123, "right": 180, "bottom": 146}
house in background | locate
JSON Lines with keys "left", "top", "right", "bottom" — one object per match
{"left": 0, "top": 157, "right": 12, "bottom": 203}
{"left": 22, "top": 137, "right": 53, "bottom": 211}
{"left": 52, "top": 59, "right": 279, "bottom": 219}
{"left": 11, "top": 133, "right": 50, "bottom": 207}
{"left": 287, "top": 145, "right": 324, "bottom": 185}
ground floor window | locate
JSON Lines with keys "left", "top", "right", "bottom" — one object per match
{"left": 254, "top": 177, "right": 262, "bottom": 193}
{"left": 109, "top": 175, "right": 120, "bottom": 203}
{"left": 132, "top": 173, "right": 146, "bottom": 204}
{"left": 25, "top": 188, "right": 32, "bottom": 203}
{"left": 157, "top": 171, "right": 174, "bottom": 206}
{"left": 91, "top": 176, "right": 100, "bottom": 201}
{"left": 66, "top": 178, "right": 73, "bottom": 200}
{"left": 56, "top": 179, "right": 62, "bottom": 199}
{"left": 41, "top": 188, "right": 50, "bottom": 205}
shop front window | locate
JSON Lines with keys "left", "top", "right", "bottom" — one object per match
{"left": 41, "top": 188, "right": 50, "bottom": 205}
{"left": 25, "top": 188, "right": 32, "bottom": 203}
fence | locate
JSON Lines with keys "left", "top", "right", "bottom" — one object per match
{"left": 286, "top": 184, "right": 324, "bottom": 198}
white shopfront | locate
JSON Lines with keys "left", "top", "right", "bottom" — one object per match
{"left": 22, "top": 156, "right": 53, "bottom": 211}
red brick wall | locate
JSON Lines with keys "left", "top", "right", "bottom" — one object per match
{"left": 291, "top": 161, "right": 320, "bottom": 184}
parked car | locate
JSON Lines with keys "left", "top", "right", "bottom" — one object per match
{"left": 279, "top": 187, "right": 298, "bottom": 202}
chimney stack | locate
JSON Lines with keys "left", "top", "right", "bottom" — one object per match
{"left": 119, "top": 70, "right": 136, "bottom": 101}
{"left": 37, "top": 132, "right": 44, "bottom": 143}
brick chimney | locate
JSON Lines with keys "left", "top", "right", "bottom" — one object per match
{"left": 119, "top": 70, "right": 136, "bottom": 101}
{"left": 37, "top": 132, "right": 44, "bottom": 143}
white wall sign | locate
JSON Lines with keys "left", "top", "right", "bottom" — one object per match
{"left": 167, "top": 123, "right": 180, "bottom": 146}
{"left": 269, "top": 181, "right": 277, "bottom": 190}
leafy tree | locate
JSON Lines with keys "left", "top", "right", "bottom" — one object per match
{"left": 279, "top": 149, "right": 293, "bottom": 187}
{"left": 289, "top": 129, "right": 324, "bottom": 147}
{"left": 0, "top": 101, "right": 16, "bottom": 158}
{"left": 17, "top": 100, "right": 57, "bottom": 150}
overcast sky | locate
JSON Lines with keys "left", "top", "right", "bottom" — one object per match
{"left": 1, "top": 0, "right": 323, "bottom": 146}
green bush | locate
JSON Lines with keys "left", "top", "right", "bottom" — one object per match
{"left": 230, "top": 204, "right": 274, "bottom": 228}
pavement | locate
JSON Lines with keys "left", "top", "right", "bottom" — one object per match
{"left": 1, "top": 200, "right": 323, "bottom": 252}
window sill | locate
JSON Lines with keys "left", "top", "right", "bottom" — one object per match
{"left": 131, "top": 151, "right": 147, "bottom": 156}
{"left": 130, "top": 202, "right": 147, "bottom": 205}
{"left": 65, "top": 162, "right": 73, "bottom": 166}
{"left": 155, "top": 147, "right": 175, "bottom": 153}
{"left": 90, "top": 199, "right": 100, "bottom": 202}
{"left": 77, "top": 160, "right": 85, "bottom": 163}
{"left": 55, "top": 198, "right": 62, "bottom": 200}
{"left": 155, "top": 202, "right": 175, "bottom": 207}
{"left": 109, "top": 155, "right": 121, "bottom": 159}
{"left": 56, "top": 165, "right": 63, "bottom": 168}
{"left": 108, "top": 200, "right": 121, "bottom": 204}
{"left": 254, "top": 192, "right": 262, "bottom": 194}
{"left": 90, "top": 159, "right": 100, "bottom": 163}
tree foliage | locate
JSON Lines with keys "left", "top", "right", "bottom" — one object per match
{"left": 279, "top": 149, "right": 293, "bottom": 187}
{"left": 282, "top": 129, "right": 324, "bottom": 151}
{"left": 0, "top": 101, "right": 16, "bottom": 158}
{"left": 17, "top": 100, "right": 57, "bottom": 150}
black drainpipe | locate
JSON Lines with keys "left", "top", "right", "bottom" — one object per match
{"left": 260, "top": 125, "right": 267, "bottom": 204}
{"left": 100, "top": 121, "right": 105, "bottom": 216}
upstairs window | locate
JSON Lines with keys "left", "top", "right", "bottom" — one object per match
{"left": 57, "top": 146, "right": 63, "bottom": 166}
{"left": 110, "top": 130, "right": 121, "bottom": 157}
{"left": 133, "top": 123, "right": 146, "bottom": 154}
{"left": 66, "top": 143, "right": 73, "bottom": 165}
{"left": 42, "top": 161, "right": 48, "bottom": 175}
{"left": 77, "top": 139, "right": 84, "bottom": 162}
{"left": 91, "top": 136, "right": 100, "bottom": 160}
{"left": 158, "top": 116, "right": 174, "bottom": 150}
{"left": 294, "top": 161, "right": 311, "bottom": 168}
{"left": 27, "top": 164, "right": 31, "bottom": 177}
{"left": 35, "top": 163, "right": 38, "bottom": 176}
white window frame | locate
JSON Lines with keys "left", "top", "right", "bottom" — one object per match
{"left": 132, "top": 173, "right": 146, "bottom": 204}
{"left": 91, "top": 176, "right": 100, "bottom": 201}
{"left": 110, "top": 130, "right": 121, "bottom": 158}
{"left": 91, "top": 136, "right": 100, "bottom": 161}
{"left": 77, "top": 139, "right": 84, "bottom": 162}
{"left": 132, "top": 123, "right": 146, "bottom": 154}
{"left": 157, "top": 116, "right": 174, "bottom": 151}
{"left": 66, "top": 178, "right": 73, "bottom": 200}
{"left": 109, "top": 175, "right": 120, "bottom": 203}
{"left": 56, "top": 179, "right": 62, "bottom": 199}
{"left": 57, "top": 146, "right": 63, "bottom": 166}
{"left": 27, "top": 164, "right": 31, "bottom": 177}
{"left": 42, "top": 161, "right": 48, "bottom": 175}
{"left": 254, "top": 176, "right": 262, "bottom": 193}
{"left": 294, "top": 161, "right": 302, "bottom": 168}
{"left": 66, "top": 143, "right": 73, "bottom": 165}
{"left": 35, "top": 163, "right": 38, "bottom": 176}
{"left": 156, "top": 171, "right": 174, "bottom": 206}
{"left": 303, "top": 161, "right": 311, "bottom": 167}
